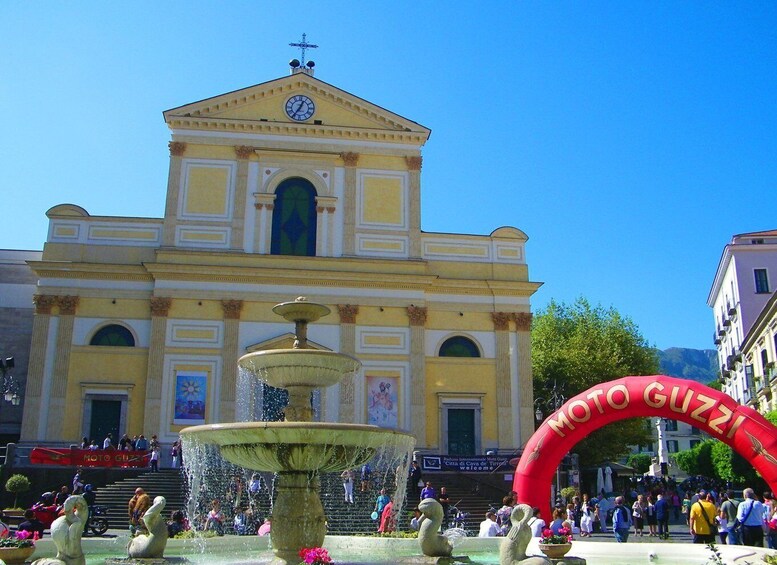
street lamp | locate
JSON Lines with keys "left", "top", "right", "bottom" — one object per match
{"left": 0, "top": 357, "right": 21, "bottom": 405}
{"left": 534, "top": 380, "right": 565, "bottom": 423}
{"left": 534, "top": 380, "right": 566, "bottom": 502}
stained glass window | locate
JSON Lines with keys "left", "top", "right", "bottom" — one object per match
{"left": 90, "top": 324, "right": 135, "bottom": 347}
{"left": 271, "top": 178, "right": 317, "bottom": 256}
{"left": 439, "top": 336, "right": 480, "bottom": 357}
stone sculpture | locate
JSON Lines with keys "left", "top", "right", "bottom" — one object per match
{"left": 32, "top": 495, "right": 87, "bottom": 565}
{"left": 417, "top": 498, "right": 453, "bottom": 558}
{"left": 499, "top": 504, "right": 551, "bottom": 565}
{"left": 128, "top": 496, "right": 169, "bottom": 559}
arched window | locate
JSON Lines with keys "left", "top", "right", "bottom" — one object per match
{"left": 271, "top": 178, "right": 317, "bottom": 256}
{"left": 439, "top": 336, "right": 480, "bottom": 357}
{"left": 90, "top": 324, "right": 135, "bottom": 347}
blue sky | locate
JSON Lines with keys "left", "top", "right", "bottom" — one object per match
{"left": 2, "top": 2, "right": 775, "bottom": 350}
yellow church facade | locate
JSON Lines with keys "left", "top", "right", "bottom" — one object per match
{"left": 22, "top": 68, "right": 541, "bottom": 456}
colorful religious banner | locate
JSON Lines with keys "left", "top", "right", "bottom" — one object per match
{"left": 174, "top": 372, "right": 207, "bottom": 425}
{"left": 366, "top": 375, "right": 398, "bottom": 428}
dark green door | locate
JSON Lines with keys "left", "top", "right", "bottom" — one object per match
{"left": 447, "top": 408, "right": 475, "bottom": 455}
{"left": 89, "top": 400, "right": 121, "bottom": 444}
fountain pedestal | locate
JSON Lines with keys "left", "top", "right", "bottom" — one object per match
{"left": 271, "top": 472, "right": 326, "bottom": 564}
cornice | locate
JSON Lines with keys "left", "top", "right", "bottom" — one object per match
{"left": 166, "top": 116, "right": 428, "bottom": 145}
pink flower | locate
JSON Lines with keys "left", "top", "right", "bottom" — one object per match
{"left": 542, "top": 528, "right": 553, "bottom": 538}
{"left": 15, "top": 531, "right": 31, "bottom": 541}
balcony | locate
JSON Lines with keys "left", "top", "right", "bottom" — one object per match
{"left": 718, "top": 327, "right": 726, "bottom": 337}
{"left": 728, "top": 306, "right": 737, "bottom": 317}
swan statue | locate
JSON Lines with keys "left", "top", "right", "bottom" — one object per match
{"left": 31, "top": 495, "right": 88, "bottom": 565}
{"left": 127, "top": 496, "right": 169, "bottom": 558}
{"left": 417, "top": 498, "right": 453, "bottom": 557}
{"left": 499, "top": 504, "right": 551, "bottom": 565}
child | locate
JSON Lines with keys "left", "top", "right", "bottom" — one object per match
{"left": 716, "top": 508, "right": 729, "bottom": 545}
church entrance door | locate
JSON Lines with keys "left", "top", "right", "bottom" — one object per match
{"left": 447, "top": 408, "right": 475, "bottom": 455}
{"left": 89, "top": 399, "right": 121, "bottom": 444}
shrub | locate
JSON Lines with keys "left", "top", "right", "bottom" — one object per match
{"left": 4, "top": 474, "right": 31, "bottom": 509}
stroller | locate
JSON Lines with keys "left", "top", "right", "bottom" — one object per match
{"left": 450, "top": 505, "right": 469, "bottom": 529}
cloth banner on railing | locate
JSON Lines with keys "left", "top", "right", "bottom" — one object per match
{"left": 30, "top": 447, "right": 151, "bottom": 467}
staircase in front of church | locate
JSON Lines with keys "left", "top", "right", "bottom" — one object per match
{"left": 93, "top": 469, "right": 188, "bottom": 530}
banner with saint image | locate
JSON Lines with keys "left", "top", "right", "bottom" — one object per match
{"left": 366, "top": 376, "right": 398, "bottom": 428}
{"left": 174, "top": 372, "right": 207, "bottom": 425}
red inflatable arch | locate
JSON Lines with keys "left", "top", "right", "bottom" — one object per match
{"left": 514, "top": 375, "right": 777, "bottom": 514}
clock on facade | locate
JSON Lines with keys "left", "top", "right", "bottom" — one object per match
{"left": 285, "top": 95, "right": 316, "bottom": 121}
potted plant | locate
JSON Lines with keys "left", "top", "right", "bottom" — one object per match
{"left": 4, "top": 474, "right": 31, "bottom": 511}
{"left": 538, "top": 526, "right": 573, "bottom": 559}
{"left": 0, "top": 530, "right": 37, "bottom": 564}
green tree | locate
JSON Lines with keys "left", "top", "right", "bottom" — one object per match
{"left": 4, "top": 474, "right": 30, "bottom": 509}
{"left": 674, "top": 440, "right": 716, "bottom": 478}
{"left": 532, "top": 298, "right": 659, "bottom": 467}
{"left": 627, "top": 453, "right": 653, "bottom": 474}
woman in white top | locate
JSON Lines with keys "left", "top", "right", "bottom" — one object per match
{"left": 580, "top": 502, "right": 594, "bottom": 537}
{"left": 527, "top": 507, "right": 546, "bottom": 537}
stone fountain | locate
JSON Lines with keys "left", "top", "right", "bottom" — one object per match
{"left": 180, "top": 298, "right": 416, "bottom": 564}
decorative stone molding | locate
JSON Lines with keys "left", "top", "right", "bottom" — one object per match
{"left": 221, "top": 299, "right": 243, "bottom": 320}
{"left": 340, "top": 152, "right": 359, "bottom": 167}
{"left": 150, "top": 297, "right": 172, "bottom": 317}
{"left": 326, "top": 207, "right": 335, "bottom": 213}
{"left": 405, "top": 156, "right": 423, "bottom": 171}
{"left": 492, "top": 312, "right": 511, "bottom": 331}
{"left": 56, "top": 295, "right": 79, "bottom": 315}
{"left": 235, "top": 145, "right": 254, "bottom": 159}
{"left": 168, "top": 141, "right": 187, "bottom": 156}
{"left": 513, "top": 312, "right": 533, "bottom": 332}
{"left": 33, "top": 294, "right": 56, "bottom": 315}
{"left": 407, "top": 305, "right": 428, "bottom": 327}
{"left": 337, "top": 304, "right": 359, "bottom": 324}
{"left": 316, "top": 206, "right": 325, "bottom": 213}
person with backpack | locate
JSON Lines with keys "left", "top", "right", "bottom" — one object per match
{"left": 689, "top": 490, "right": 717, "bottom": 544}
{"left": 720, "top": 490, "right": 740, "bottom": 545}
{"left": 612, "top": 496, "right": 632, "bottom": 543}
{"left": 737, "top": 487, "right": 765, "bottom": 547}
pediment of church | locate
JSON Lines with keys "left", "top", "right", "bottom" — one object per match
{"left": 164, "top": 72, "right": 430, "bottom": 142}
{"left": 245, "top": 332, "right": 332, "bottom": 353}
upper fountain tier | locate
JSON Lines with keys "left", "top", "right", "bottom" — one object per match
{"left": 238, "top": 297, "right": 360, "bottom": 422}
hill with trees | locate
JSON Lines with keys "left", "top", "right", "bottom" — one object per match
{"left": 657, "top": 347, "right": 718, "bottom": 385}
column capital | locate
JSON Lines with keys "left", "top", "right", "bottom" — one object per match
{"left": 221, "top": 299, "right": 244, "bottom": 320}
{"left": 57, "top": 295, "right": 79, "bottom": 315}
{"left": 492, "top": 312, "right": 511, "bottom": 331}
{"left": 33, "top": 294, "right": 56, "bottom": 315}
{"left": 150, "top": 297, "right": 173, "bottom": 317}
{"left": 340, "top": 152, "right": 360, "bottom": 167}
{"left": 337, "top": 304, "right": 359, "bottom": 324}
{"left": 168, "top": 141, "right": 187, "bottom": 156}
{"left": 234, "top": 145, "right": 255, "bottom": 159}
{"left": 512, "top": 312, "right": 533, "bottom": 332}
{"left": 405, "top": 156, "right": 423, "bottom": 171}
{"left": 407, "top": 305, "right": 428, "bottom": 327}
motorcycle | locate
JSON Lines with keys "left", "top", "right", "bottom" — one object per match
{"left": 88, "top": 505, "right": 109, "bottom": 536}
{"left": 32, "top": 503, "right": 109, "bottom": 536}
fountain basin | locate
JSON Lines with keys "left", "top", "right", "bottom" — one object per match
{"left": 238, "top": 349, "right": 360, "bottom": 390}
{"left": 180, "top": 421, "right": 415, "bottom": 472}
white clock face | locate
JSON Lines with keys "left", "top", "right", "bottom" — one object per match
{"left": 285, "top": 95, "right": 315, "bottom": 121}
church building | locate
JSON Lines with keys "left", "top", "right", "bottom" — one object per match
{"left": 21, "top": 63, "right": 541, "bottom": 457}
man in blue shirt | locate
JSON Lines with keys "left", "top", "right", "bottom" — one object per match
{"left": 420, "top": 481, "right": 436, "bottom": 501}
{"left": 737, "top": 488, "right": 765, "bottom": 547}
{"left": 612, "top": 496, "right": 632, "bottom": 543}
